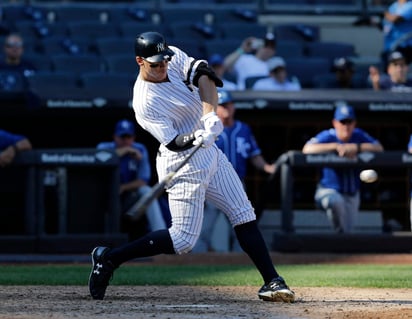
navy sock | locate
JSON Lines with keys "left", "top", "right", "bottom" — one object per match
{"left": 234, "top": 220, "right": 279, "bottom": 284}
{"left": 107, "top": 229, "right": 175, "bottom": 267}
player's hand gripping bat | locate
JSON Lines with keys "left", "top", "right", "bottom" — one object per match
{"left": 125, "top": 141, "right": 203, "bottom": 221}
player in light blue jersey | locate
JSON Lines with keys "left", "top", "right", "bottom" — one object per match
{"left": 302, "top": 105, "right": 384, "bottom": 233}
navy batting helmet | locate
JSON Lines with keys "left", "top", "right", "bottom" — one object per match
{"left": 134, "top": 31, "right": 175, "bottom": 62}
{"left": 217, "top": 89, "right": 233, "bottom": 105}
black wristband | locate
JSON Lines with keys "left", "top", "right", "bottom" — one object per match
{"left": 166, "top": 133, "right": 196, "bottom": 151}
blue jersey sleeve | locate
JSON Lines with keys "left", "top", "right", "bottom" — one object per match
{"left": 0, "top": 130, "right": 27, "bottom": 151}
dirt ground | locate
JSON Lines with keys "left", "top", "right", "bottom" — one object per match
{"left": 1, "top": 253, "right": 412, "bottom": 319}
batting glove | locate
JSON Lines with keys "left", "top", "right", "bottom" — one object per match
{"left": 193, "top": 129, "right": 215, "bottom": 148}
{"left": 201, "top": 112, "right": 223, "bottom": 136}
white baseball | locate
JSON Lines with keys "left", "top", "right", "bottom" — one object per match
{"left": 360, "top": 169, "right": 378, "bottom": 183}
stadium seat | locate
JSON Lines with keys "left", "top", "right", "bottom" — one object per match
{"left": 51, "top": 54, "right": 106, "bottom": 74}
{"left": 95, "top": 38, "right": 133, "bottom": 57}
{"left": 305, "top": 41, "right": 357, "bottom": 61}
{"left": 118, "top": 22, "right": 168, "bottom": 39}
{"left": 276, "top": 41, "right": 305, "bottom": 58}
{"left": 14, "top": 21, "right": 69, "bottom": 39}
{"left": 40, "top": 36, "right": 93, "bottom": 56}
{"left": 204, "top": 38, "right": 240, "bottom": 57}
{"left": 213, "top": 8, "right": 258, "bottom": 24}
{"left": 80, "top": 72, "right": 134, "bottom": 88}
{"left": 245, "top": 75, "right": 267, "bottom": 89}
{"left": 220, "top": 23, "right": 268, "bottom": 41}
{"left": 67, "top": 21, "right": 120, "bottom": 41}
{"left": 52, "top": 6, "right": 111, "bottom": 23}
{"left": 26, "top": 71, "right": 80, "bottom": 97}
{"left": 169, "top": 39, "right": 207, "bottom": 59}
{"left": 169, "top": 22, "right": 218, "bottom": 41}
{"left": 159, "top": 8, "right": 214, "bottom": 25}
{"left": 285, "top": 57, "right": 330, "bottom": 88}
{"left": 274, "top": 23, "right": 320, "bottom": 42}
{"left": 105, "top": 54, "right": 139, "bottom": 75}
{"left": 29, "top": 54, "right": 54, "bottom": 72}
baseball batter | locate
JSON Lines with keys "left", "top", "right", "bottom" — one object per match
{"left": 88, "top": 31, "right": 294, "bottom": 303}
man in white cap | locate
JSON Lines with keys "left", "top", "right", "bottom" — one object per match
{"left": 252, "top": 57, "right": 301, "bottom": 91}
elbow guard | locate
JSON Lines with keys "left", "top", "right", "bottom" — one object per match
{"left": 186, "top": 61, "right": 223, "bottom": 88}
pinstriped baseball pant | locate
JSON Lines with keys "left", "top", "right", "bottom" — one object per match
{"left": 156, "top": 144, "right": 256, "bottom": 254}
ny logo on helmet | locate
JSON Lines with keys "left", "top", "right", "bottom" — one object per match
{"left": 156, "top": 43, "right": 165, "bottom": 52}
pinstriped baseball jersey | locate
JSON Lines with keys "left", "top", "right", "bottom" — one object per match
{"left": 132, "top": 46, "right": 255, "bottom": 254}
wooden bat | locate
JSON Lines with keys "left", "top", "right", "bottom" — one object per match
{"left": 125, "top": 142, "right": 203, "bottom": 221}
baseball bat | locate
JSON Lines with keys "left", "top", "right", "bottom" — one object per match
{"left": 125, "top": 141, "right": 203, "bottom": 221}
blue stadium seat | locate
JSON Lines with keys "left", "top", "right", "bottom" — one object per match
{"left": 95, "top": 38, "right": 134, "bottom": 57}
{"left": 29, "top": 54, "right": 54, "bottom": 72}
{"left": 159, "top": 8, "right": 214, "bottom": 25}
{"left": 169, "top": 39, "right": 207, "bottom": 59}
{"left": 169, "top": 22, "right": 218, "bottom": 41}
{"left": 204, "top": 38, "right": 240, "bottom": 57}
{"left": 14, "top": 21, "right": 69, "bottom": 39}
{"left": 26, "top": 71, "right": 80, "bottom": 96}
{"left": 276, "top": 41, "right": 305, "bottom": 58}
{"left": 67, "top": 21, "right": 120, "bottom": 41}
{"left": 285, "top": 57, "right": 330, "bottom": 88}
{"left": 40, "top": 36, "right": 93, "bottom": 56}
{"left": 51, "top": 54, "right": 106, "bottom": 74}
{"left": 305, "top": 41, "right": 357, "bottom": 61}
{"left": 104, "top": 54, "right": 139, "bottom": 75}
{"left": 274, "top": 23, "right": 320, "bottom": 42}
{"left": 117, "top": 22, "right": 168, "bottom": 39}
{"left": 80, "top": 72, "right": 134, "bottom": 89}
{"left": 220, "top": 23, "right": 267, "bottom": 41}
{"left": 52, "top": 6, "right": 111, "bottom": 23}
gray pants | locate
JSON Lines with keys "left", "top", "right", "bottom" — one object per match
{"left": 315, "top": 186, "right": 360, "bottom": 233}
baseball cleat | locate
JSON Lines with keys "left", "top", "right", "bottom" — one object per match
{"left": 258, "top": 276, "right": 295, "bottom": 303}
{"left": 88, "top": 246, "right": 116, "bottom": 300}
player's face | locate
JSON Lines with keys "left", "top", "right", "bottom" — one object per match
{"left": 114, "top": 134, "right": 134, "bottom": 147}
{"left": 137, "top": 57, "right": 170, "bottom": 83}
{"left": 333, "top": 118, "right": 356, "bottom": 142}
{"left": 387, "top": 59, "right": 409, "bottom": 83}
{"left": 216, "top": 101, "right": 235, "bottom": 124}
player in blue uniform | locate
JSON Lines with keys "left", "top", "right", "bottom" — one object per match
{"left": 97, "top": 119, "right": 166, "bottom": 241}
{"left": 194, "top": 89, "right": 275, "bottom": 252}
{"left": 302, "top": 105, "right": 384, "bottom": 233}
{"left": 0, "top": 129, "right": 32, "bottom": 167}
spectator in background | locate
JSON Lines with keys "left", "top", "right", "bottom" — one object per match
{"left": 314, "top": 57, "right": 368, "bottom": 89}
{"left": 369, "top": 50, "right": 412, "bottom": 91}
{"left": 223, "top": 32, "right": 276, "bottom": 90}
{"left": 0, "top": 129, "right": 32, "bottom": 167}
{"left": 0, "top": 33, "right": 36, "bottom": 77}
{"left": 382, "top": 0, "right": 412, "bottom": 68}
{"left": 193, "top": 89, "right": 276, "bottom": 253}
{"left": 208, "top": 53, "right": 237, "bottom": 90}
{"left": 97, "top": 119, "right": 167, "bottom": 241}
{"left": 408, "top": 134, "right": 412, "bottom": 231}
{"left": 302, "top": 104, "right": 384, "bottom": 233}
{"left": 252, "top": 57, "right": 301, "bottom": 91}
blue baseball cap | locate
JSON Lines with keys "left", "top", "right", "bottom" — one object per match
{"left": 334, "top": 105, "right": 356, "bottom": 121}
{"left": 217, "top": 89, "right": 233, "bottom": 105}
{"left": 114, "top": 119, "right": 135, "bottom": 136}
{"left": 208, "top": 53, "right": 224, "bottom": 66}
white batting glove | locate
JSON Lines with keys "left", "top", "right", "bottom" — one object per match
{"left": 201, "top": 112, "right": 223, "bottom": 136}
{"left": 193, "top": 129, "right": 215, "bottom": 148}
